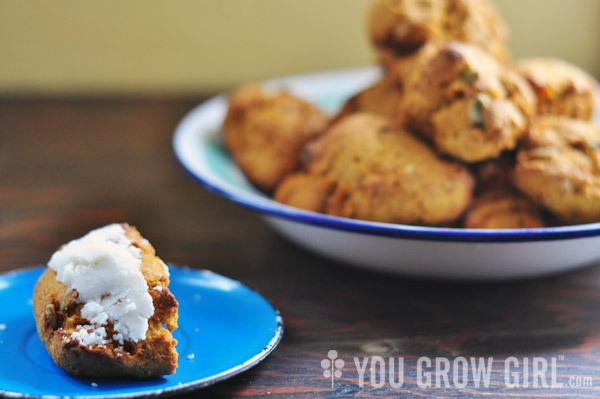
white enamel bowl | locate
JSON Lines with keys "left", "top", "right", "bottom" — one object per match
{"left": 173, "top": 67, "right": 600, "bottom": 280}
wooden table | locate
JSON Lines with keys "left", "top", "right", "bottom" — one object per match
{"left": 2, "top": 98, "right": 600, "bottom": 398}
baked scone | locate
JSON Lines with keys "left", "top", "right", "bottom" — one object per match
{"left": 275, "top": 113, "right": 474, "bottom": 225}
{"left": 513, "top": 116, "right": 600, "bottom": 224}
{"left": 401, "top": 42, "right": 536, "bottom": 162}
{"left": 33, "top": 223, "right": 178, "bottom": 378}
{"left": 224, "top": 85, "right": 328, "bottom": 192}
{"left": 377, "top": 42, "right": 440, "bottom": 88}
{"left": 332, "top": 77, "right": 403, "bottom": 123}
{"left": 275, "top": 173, "right": 334, "bottom": 214}
{"left": 464, "top": 185, "right": 544, "bottom": 229}
{"left": 368, "top": 0, "right": 508, "bottom": 60}
{"left": 515, "top": 58, "right": 598, "bottom": 120}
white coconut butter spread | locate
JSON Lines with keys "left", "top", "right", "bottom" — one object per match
{"left": 48, "top": 224, "right": 155, "bottom": 345}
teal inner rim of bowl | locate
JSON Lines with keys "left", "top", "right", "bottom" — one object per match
{"left": 202, "top": 92, "right": 346, "bottom": 198}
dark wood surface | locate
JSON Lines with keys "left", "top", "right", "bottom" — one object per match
{"left": 2, "top": 98, "right": 600, "bottom": 398}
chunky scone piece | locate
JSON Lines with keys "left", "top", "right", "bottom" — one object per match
{"left": 401, "top": 42, "right": 536, "bottom": 162}
{"left": 275, "top": 113, "right": 474, "bottom": 226}
{"left": 513, "top": 116, "right": 600, "bottom": 224}
{"left": 378, "top": 41, "right": 440, "bottom": 89}
{"left": 465, "top": 157, "right": 545, "bottom": 229}
{"left": 515, "top": 58, "right": 598, "bottom": 120}
{"left": 369, "top": 0, "right": 508, "bottom": 60}
{"left": 464, "top": 185, "right": 544, "bottom": 229}
{"left": 33, "top": 224, "right": 178, "bottom": 378}
{"left": 224, "top": 85, "right": 328, "bottom": 192}
{"left": 332, "top": 77, "right": 404, "bottom": 123}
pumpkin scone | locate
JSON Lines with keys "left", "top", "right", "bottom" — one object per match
{"left": 368, "top": 0, "right": 508, "bottom": 60}
{"left": 275, "top": 113, "right": 475, "bottom": 225}
{"left": 377, "top": 42, "right": 440, "bottom": 88}
{"left": 332, "top": 77, "right": 404, "bottom": 123}
{"left": 224, "top": 85, "right": 328, "bottom": 192}
{"left": 515, "top": 58, "right": 598, "bottom": 120}
{"left": 513, "top": 116, "right": 600, "bottom": 224}
{"left": 401, "top": 42, "right": 536, "bottom": 163}
{"left": 274, "top": 173, "right": 334, "bottom": 214}
{"left": 464, "top": 185, "right": 545, "bottom": 229}
{"left": 33, "top": 223, "right": 178, "bottom": 378}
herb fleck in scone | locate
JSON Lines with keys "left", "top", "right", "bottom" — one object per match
{"left": 33, "top": 224, "right": 178, "bottom": 378}
{"left": 401, "top": 42, "right": 536, "bottom": 163}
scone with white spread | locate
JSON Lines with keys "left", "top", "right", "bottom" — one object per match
{"left": 33, "top": 223, "right": 178, "bottom": 377}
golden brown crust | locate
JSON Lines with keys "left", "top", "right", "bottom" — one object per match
{"left": 377, "top": 42, "right": 440, "bottom": 88}
{"left": 445, "top": 0, "right": 509, "bottom": 61}
{"left": 464, "top": 185, "right": 545, "bottom": 229}
{"left": 274, "top": 173, "right": 333, "bottom": 213}
{"left": 332, "top": 78, "right": 403, "bottom": 123}
{"left": 368, "top": 0, "right": 508, "bottom": 61}
{"left": 275, "top": 113, "right": 475, "bottom": 225}
{"left": 401, "top": 42, "right": 536, "bottom": 163}
{"left": 224, "top": 85, "right": 328, "bottom": 192}
{"left": 33, "top": 224, "right": 178, "bottom": 378}
{"left": 515, "top": 58, "right": 598, "bottom": 120}
{"left": 513, "top": 117, "right": 600, "bottom": 224}
{"left": 369, "top": 0, "right": 445, "bottom": 55}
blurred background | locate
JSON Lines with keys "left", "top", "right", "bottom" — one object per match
{"left": 1, "top": 0, "right": 599, "bottom": 96}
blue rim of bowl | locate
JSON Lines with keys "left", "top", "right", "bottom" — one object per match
{"left": 0, "top": 265, "right": 284, "bottom": 399}
{"left": 172, "top": 68, "right": 600, "bottom": 244}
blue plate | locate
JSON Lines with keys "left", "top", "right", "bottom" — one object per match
{"left": 0, "top": 266, "right": 283, "bottom": 398}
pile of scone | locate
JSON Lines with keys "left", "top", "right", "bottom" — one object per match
{"left": 224, "top": 0, "right": 600, "bottom": 229}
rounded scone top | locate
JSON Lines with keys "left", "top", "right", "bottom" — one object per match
{"left": 401, "top": 41, "right": 536, "bottom": 163}
{"left": 48, "top": 223, "right": 155, "bottom": 345}
{"left": 275, "top": 113, "right": 475, "bottom": 226}
{"left": 513, "top": 116, "right": 600, "bottom": 224}
{"left": 368, "top": 0, "right": 508, "bottom": 61}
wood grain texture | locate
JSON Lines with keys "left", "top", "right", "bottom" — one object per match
{"left": 2, "top": 98, "right": 600, "bottom": 398}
